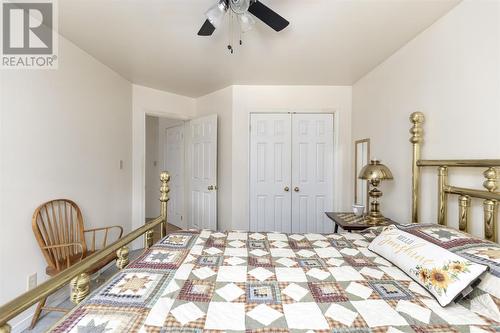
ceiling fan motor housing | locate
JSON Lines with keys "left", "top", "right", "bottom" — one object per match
{"left": 230, "top": 0, "right": 251, "bottom": 14}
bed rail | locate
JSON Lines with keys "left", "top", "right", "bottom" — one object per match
{"left": 409, "top": 112, "right": 500, "bottom": 242}
{"left": 0, "top": 172, "right": 171, "bottom": 333}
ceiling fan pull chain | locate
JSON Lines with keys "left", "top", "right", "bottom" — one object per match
{"left": 239, "top": 21, "right": 243, "bottom": 45}
{"left": 232, "top": 12, "right": 236, "bottom": 53}
{"left": 227, "top": 11, "right": 232, "bottom": 54}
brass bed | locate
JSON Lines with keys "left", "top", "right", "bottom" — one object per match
{"left": 0, "top": 112, "right": 498, "bottom": 332}
{"left": 409, "top": 112, "right": 499, "bottom": 242}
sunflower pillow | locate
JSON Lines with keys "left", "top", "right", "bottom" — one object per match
{"left": 368, "top": 225, "right": 488, "bottom": 306}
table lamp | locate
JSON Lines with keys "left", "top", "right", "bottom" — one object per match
{"left": 358, "top": 159, "right": 393, "bottom": 225}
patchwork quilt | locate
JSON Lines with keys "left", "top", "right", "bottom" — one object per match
{"left": 50, "top": 228, "right": 500, "bottom": 333}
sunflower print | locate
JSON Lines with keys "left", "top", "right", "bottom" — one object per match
{"left": 429, "top": 268, "right": 451, "bottom": 290}
{"left": 411, "top": 260, "right": 472, "bottom": 295}
{"left": 418, "top": 268, "right": 430, "bottom": 283}
{"left": 449, "top": 261, "right": 467, "bottom": 273}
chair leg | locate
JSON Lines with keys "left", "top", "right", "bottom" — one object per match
{"left": 29, "top": 297, "right": 47, "bottom": 330}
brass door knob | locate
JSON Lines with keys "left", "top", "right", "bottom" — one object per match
{"left": 294, "top": 187, "right": 300, "bottom": 192}
{"left": 284, "top": 186, "right": 290, "bottom": 192}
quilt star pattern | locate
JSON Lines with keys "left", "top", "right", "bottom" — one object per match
{"left": 50, "top": 228, "right": 500, "bottom": 333}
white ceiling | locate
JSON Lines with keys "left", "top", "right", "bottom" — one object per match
{"left": 59, "top": 0, "right": 460, "bottom": 97}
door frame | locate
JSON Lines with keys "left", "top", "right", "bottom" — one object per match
{"left": 132, "top": 110, "right": 190, "bottom": 249}
{"left": 248, "top": 110, "right": 339, "bottom": 231}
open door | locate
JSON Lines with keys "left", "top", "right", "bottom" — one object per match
{"left": 187, "top": 114, "right": 217, "bottom": 230}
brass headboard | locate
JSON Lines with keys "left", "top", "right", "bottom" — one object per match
{"left": 409, "top": 112, "right": 500, "bottom": 242}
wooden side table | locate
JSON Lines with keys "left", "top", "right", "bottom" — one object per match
{"left": 325, "top": 212, "right": 396, "bottom": 233}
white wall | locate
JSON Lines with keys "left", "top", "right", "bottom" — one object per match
{"left": 352, "top": 0, "right": 500, "bottom": 239}
{"left": 132, "top": 85, "right": 195, "bottom": 235}
{"left": 145, "top": 115, "right": 160, "bottom": 218}
{"left": 0, "top": 35, "right": 132, "bottom": 329}
{"left": 232, "top": 85, "right": 353, "bottom": 230}
{"left": 195, "top": 87, "right": 233, "bottom": 232}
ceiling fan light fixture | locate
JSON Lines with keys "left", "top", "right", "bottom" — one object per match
{"left": 205, "top": 0, "right": 228, "bottom": 29}
{"left": 238, "top": 12, "right": 255, "bottom": 33}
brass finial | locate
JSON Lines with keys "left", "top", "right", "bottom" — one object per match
{"left": 483, "top": 167, "right": 498, "bottom": 192}
{"left": 160, "top": 171, "right": 170, "bottom": 183}
{"left": 409, "top": 112, "right": 425, "bottom": 144}
{"left": 145, "top": 230, "right": 154, "bottom": 248}
{"left": 160, "top": 171, "right": 170, "bottom": 203}
{"left": 116, "top": 246, "right": 129, "bottom": 270}
{"left": 70, "top": 273, "right": 90, "bottom": 304}
{"left": 0, "top": 324, "right": 11, "bottom": 333}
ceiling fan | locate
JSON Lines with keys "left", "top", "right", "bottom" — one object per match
{"left": 197, "top": 0, "right": 289, "bottom": 37}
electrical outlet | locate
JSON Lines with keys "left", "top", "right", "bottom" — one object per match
{"left": 27, "top": 273, "right": 37, "bottom": 291}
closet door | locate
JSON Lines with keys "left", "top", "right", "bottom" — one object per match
{"left": 250, "top": 114, "right": 292, "bottom": 232}
{"left": 291, "top": 114, "right": 334, "bottom": 233}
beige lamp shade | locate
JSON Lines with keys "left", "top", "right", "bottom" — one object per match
{"left": 358, "top": 159, "right": 393, "bottom": 181}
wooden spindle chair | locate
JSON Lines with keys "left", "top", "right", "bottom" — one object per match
{"left": 30, "top": 199, "right": 123, "bottom": 329}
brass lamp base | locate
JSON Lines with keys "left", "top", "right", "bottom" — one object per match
{"left": 367, "top": 186, "right": 386, "bottom": 225}
{"left": 367, "top": 211, "right": 386, "bottom": 225}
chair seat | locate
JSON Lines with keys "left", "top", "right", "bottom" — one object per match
{"left": 46, "top": 251, "right": 118, "bottom": 277}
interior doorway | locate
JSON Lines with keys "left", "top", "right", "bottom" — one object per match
{"left": 144, "top": 113, "right": 218, "bottom": 232}
{"left": 145, "top": 115, "right": 186, "bottom": 229}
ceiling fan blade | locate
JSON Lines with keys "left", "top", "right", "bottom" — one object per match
{"left": 198, "top": 19, "right": 216, "bottom": 36}
{"left": 248, "top": 1, "right": 289, "bottom": 32}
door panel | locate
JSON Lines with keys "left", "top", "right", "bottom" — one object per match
{"left": 250, "top": 114, "right": 292, "bottom": 232}
{"left": 291, "top": 114, "right": 334, "bottom": 233}
{"left": 165, "top": 125, "right": 184, "bottom": 229}
{"left": 188, "top": 114, "right": 217, "bottom": 230}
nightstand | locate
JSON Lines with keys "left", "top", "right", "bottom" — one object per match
{"left": 325, "top": 212, "right": 397, "bottom": 233}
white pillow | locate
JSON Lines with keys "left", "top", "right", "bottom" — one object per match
{"left": 368, "top": 225, "right": 488, "bottom": 306}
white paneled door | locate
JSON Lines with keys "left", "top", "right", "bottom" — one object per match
{"left": 291, "top": 114, "right": 334, "bottom": 233}
{"left": 250, "top": 114, "right": 292, "bottom": 233}
{"left": 188, "top": 114, "right": 217, "bottom": 230}
{"left": 250, "top": 113, "right": 334, "bottom": 233}
{"left": 165, "top": 125, "right": 184, "bottom": 229}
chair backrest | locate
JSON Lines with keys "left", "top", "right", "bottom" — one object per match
{"left": 32, "top": 199, "right": 87, "bottom": 272}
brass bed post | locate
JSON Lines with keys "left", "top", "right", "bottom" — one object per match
{"left": 437, "top": 166, "right": 448, "bottom": 225}
{"left": 409, "top": 112, "right": 425, "bottom": 223}
{"left": 160, "top": 171, "right": 170, "bottom": 239}
{"left": 458, "top": 195, "right": 471, "bottom": 232}
{"left": 144, "top": 171, "right": 170, "bottom": 248}
{"left": 483, "top": 167, "right": 498, "bottom": 242}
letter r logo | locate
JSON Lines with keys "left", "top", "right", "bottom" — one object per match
{"left": 2, "top": 2, "right": 53, "bottom": 54}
